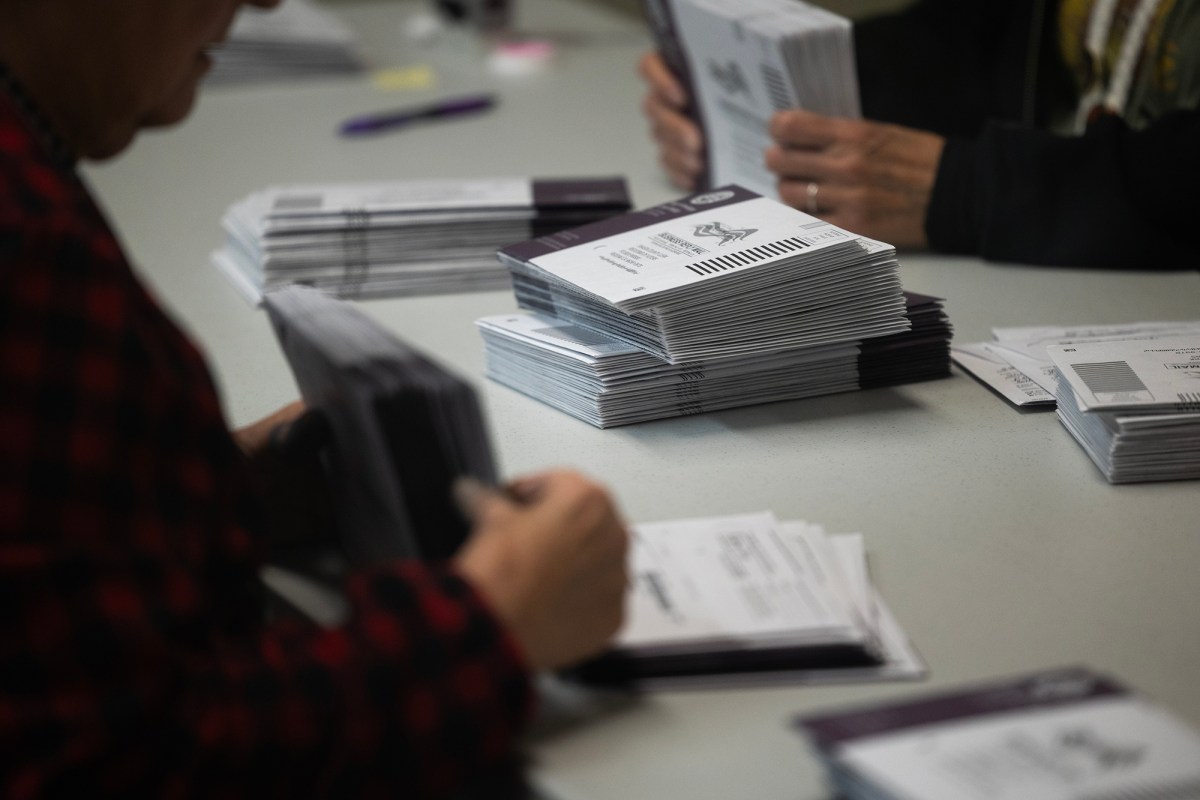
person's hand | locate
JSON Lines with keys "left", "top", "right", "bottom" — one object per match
{"left": 454, "top": 470, "right": 629, "bottom": 671}
{"left": 766, "top": 109, "right": 945, "bottom": 249}
{"left": 232, "top": 400, "right": 308, "bottom": 457}
{"left": 638, "top": 51, "right": 705, "bottom": 191}
{"left": 234, "top": 401, "right": 336, "bottom": 547}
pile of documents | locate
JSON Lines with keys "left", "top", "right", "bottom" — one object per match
{"left": 952, "top": 320, "right": 1200, "bottom": 409}
{"left": 499, "top": 186, "right": 908, "bottom": 362}
{"left": 207, "top": 0, "right": 365, "bottom": 85}
{"left": 795, "top": 666, "right": 1200, "bottom": 800}
{"left": 952, "top": 321, "right": 1200, "bottom": 483}
{"left": 478, "top": 292, "right": 950, "bottom": 428}
{"left": 483, "top": 186, "right": 950, "bottom": 426}
{"left": 215, "top": 177, "right": 631, "bottom": 302}
{"left": 570, "top": 511, "right": 923, "bottom": 688}
{"left": 642, "top": 0, "right": 858, "bottom": 198}
{"left": 1046, "top": 336, "right": 1200, "bottom": 483}
{"left": 263, "top": 285, "right": 496, "bottom": 563}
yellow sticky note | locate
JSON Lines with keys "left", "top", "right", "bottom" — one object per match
{"left": 371, "top": 65, "right": 436, "bottom": 91}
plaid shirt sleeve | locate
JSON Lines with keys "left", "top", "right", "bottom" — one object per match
{"left": 0, "top": 99, "right": 534, "bottom": 799}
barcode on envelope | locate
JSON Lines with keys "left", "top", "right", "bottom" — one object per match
{"left": 684, "top": 237, "right": 811, "bottom": 276}
{"left": 759, "top": 63, "right": 791, "bottom": 111}
{"left": 1069, "top": 360, "right": 1148, "bottom": 395}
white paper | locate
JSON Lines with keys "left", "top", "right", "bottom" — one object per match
{"left": 668, "top": 0, "right": 858, "bottom": 198}
{"left": 523, "top": 195, "right": 857, "bottom": 308}
{"left": 956, "top": 321, "right": 1200, "bottom": 408}
{"left": 838, "top": 696, "right": 1200, "bottom": 800}
{"left": 618, "top": 512, "right": 865, "bottom": 650}
{"left": 951, "top": 343, "right": 1055, "bottom": 406}
{"left": 1047, "top": 335, "right": 1200, "bottom": 412}
{"left": 249, "top": 178, "right": 533, "bottom": 221}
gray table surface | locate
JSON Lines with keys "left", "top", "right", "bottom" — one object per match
{"left": 83, "top": 1, "right": 1200, "bottom": 797}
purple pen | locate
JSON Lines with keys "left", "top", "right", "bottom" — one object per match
{"left": 338, "top": 94, "right": 496, "bottom": 136}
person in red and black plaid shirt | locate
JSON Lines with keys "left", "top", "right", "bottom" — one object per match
{"left": 0, "top": 1, "right": 629, "bottom": 797}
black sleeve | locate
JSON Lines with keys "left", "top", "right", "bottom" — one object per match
{"left": 926, "top": 109, "right": 1200, "bottom": 269}
{"left": 853, "top": 0, "right": 1047, "bottom": 136}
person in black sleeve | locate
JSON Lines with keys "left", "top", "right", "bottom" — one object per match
{"left": 639, "top": 0, "right": 1200, "bottom": 269}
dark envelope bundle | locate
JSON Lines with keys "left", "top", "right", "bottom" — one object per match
{"left": 263, "top": 285, "right": 495, "bottom": 563}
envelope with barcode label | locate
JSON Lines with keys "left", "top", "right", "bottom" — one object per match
{"left": 1046, "top": 336, "right": 1200, "bottom": 413}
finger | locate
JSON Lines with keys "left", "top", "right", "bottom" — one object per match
{"left": 504, "top": 473, "right": 550, "bottom": 504}
{"left": 764, "top": 143, "right": 824, "bottom": 182}
{"left": 768, "top": 109, "right": 843, "bottom": 149}
{"left": 660, "top": 145, "right": 704, "bottom": 187}
{"left": 646, "top": 100, "right": 702, "bottom": 154}
{"left": 499, "top": 471, "right": 596, "bottom": 527}
{"left": 453, "top": 475, "right": 507, "bottom": 522}
{"left": 665, "top": 164, "right": 700, "bottom": 192}
{"left": 270, "top": 406, "right": 332, "bottom": 456}
{"left": 638, "top": 51, "right": 687, "bottom": 108}
{"left": 233, "top": 399, "right": 307, "bottom": 455}
{"left": 528, "top": 472, "right": 626, "bottom": 549}
{"left": 777, "top": 178, "right": 844, "bottom": 216}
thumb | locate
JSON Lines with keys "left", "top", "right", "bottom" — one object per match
{"left": 453, "top": 476, "right": 515, "bottom": 526}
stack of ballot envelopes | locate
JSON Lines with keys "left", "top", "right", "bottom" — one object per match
{"left": 1046, "top": 335, "right": 1200, "bottom": 483}
{"left": 216, "top": 177, "right": 631, "bottom": 302}
{"left": 952, "top": 321, "right": 1200, "bottom": 483}
{"left": 795, "top": 666, "right": 1200, "bottom": 800}
{"left": 574, "top": 510, "right": 923, "bottom": 688}
{"left": 263, "top": 285, "right": 497, "bottom": 563}
{"left": 481, "top": 185, "right": 951, "bottom": 427}
{"left": 208, "top": 0, "right": 365, "bottom": 85}
{"left": 642, "top": 0, "right": 859, "bottom": 198}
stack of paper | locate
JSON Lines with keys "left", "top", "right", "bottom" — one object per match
{"left": 497, "top": 185, "right": 909, "bottom": 364}
{"left": 207, "top": 0, "right": 365, "bottom": 85}
{"left": 569, "top": 511, "right": 923, "bottom": 688}
{"left": 263, "top": 285, "right": 496, "bottom": 563}
{"left": 215, "top": 177, "right": 631, "bottom": 303}
{"left": 951, "top": 320, "right": 1200, "bottom": 409}
{"left": 1046, "top": 336, "right": 1200, "bottom": 483}
{"left": 483, "top": 186, "right": 951, "bottom": 424}
{"left": 642, "top": 0, "right": 858, "bottom": 197}
{"left": 477, "top": 292, "right": 951, "bottom": 427}
{"left": 796, "top": 666, "right": 1200, "bottom": 800}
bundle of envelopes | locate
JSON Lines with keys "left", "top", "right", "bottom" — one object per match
{"left": 951, "top": 320, "right": 1200, "bottom": 409}
{"left": 478, "top": 292, "right": 950, "bottom": 428}
{"left": 207, "top": 0, "right": 365, "bottom": 85}
{"left": 951, "top": 321, "right": 1200, "bottom": 483}
{"left": 483, "top": 185, "right": 950, "bottom": 426}
{"left": 1045, "top": 335, "right": 1200, "bottom": 483}
{"left": 795, "top": 666, "right": 1200, "bottom": 800}
{"left": 570, "top": 511, "right": 923, "bottom": 688}
{"left": 642, "top": 0, "right": 858, "bottom": 198}
{"left": 215, "top": 177, "right": 631, "bottom": 303}
{"left": 263, "top": 285, "right": 496, "bottom": 563}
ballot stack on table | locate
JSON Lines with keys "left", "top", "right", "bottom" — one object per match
{"left": 573, "top": 511, "right": 923, "bottom": 688}
{"left": 795, "top": 666, "right": 1200, "bottom": 800}
{"left": 478, "top": 185, "right": 952, "bottom": 427}
{"left": 1046, "top": 335, "right": 1200, "bottom": 483}
{"left": 207, "top": 0, "right": 365, "bottom": 85}
{"left": 951, "top": 322, "right": 1200, "bottom": 483}
{"left": 213, "top": 177, "right": 631, "bottom": 303}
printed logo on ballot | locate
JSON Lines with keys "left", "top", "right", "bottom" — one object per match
{"left": 692, "top": 221, "right": 757, "bottom": 246}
